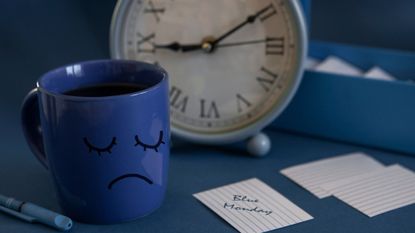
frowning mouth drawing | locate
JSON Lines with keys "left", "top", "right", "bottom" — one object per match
{"left": 108, "top": 173, "right": 153, "bottom": 190}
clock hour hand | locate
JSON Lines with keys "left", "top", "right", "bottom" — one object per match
{"left": 154, "top": 42, "right": 202, "bottom": 52}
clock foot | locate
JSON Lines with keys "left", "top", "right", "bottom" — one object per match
{"left": 246, "top": 132, "right": 271, "bottom": 157}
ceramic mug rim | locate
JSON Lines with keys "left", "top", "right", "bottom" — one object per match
{"left": 36, "top": 59, "right": 168, "bottom": 101}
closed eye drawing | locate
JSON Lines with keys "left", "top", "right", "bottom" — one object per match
{"left": 134, "top": 130, "right": 165, "bottom": 152}
{"left": 83, "top": 137, "right": 117, "bottom": 156}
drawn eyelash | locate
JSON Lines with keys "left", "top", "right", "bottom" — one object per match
{"left": 134, "top": 131, "right": 165, "bottom": 152}
{"left": 83, "top": 137, "right": 117, "bottom": 156}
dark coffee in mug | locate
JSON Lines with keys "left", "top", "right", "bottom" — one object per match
{"left": 64, "top": 83, "right": 148, "bottom": 97}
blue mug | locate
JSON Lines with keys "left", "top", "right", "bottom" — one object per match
{"left": 21, "top": 60, "right": 170, "bottom": 224}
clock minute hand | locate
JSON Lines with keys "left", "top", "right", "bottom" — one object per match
{"left": 211, "top": 5, "right": 273, "bottom": 46}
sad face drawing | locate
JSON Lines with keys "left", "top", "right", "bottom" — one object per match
{"left": 82, "top": 130, "right": 165, "bottom": 190}
{"left": 48, "top": 108, "right": 170, "bottom": 224}
{"left": 42, "top": 93, "right": 170, "bottom": 223}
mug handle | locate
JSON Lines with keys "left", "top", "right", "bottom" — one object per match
{"left": 21, "top": 89, "right": 48, "bottom": 169}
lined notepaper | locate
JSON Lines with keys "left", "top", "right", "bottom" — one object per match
{"left": 321, "top": 165, "right": 415, "bottom": 217}
{"left": 193, "top": 178, "right": 313, "bottom": 233}
{"left": 280, "top": 153, "right": 385, "bottom": 198}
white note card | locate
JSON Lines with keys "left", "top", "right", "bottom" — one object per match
{"left": 193, "top": 178, "right": 313, "bottom": 233}
{"left": 322, "top": 165, "right": 415, "bottom": 217}
{"left": 280, "top": 152, "right": 385, "bottom": 198}
{"left": 315, "top": 56, "right": 363, "bottom": 76}
{"left": 364, "top": 66, "right": 396, "bottom": 81}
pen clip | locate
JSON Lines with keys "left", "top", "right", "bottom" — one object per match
{"left": 0, "top": 205, "right": 36, "bottom": 222}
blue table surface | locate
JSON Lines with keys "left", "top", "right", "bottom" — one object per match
{"left": 1, "top": 112, "right": 415, "bottom": 233}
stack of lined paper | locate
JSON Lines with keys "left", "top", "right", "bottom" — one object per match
{"left": 281, "top": 152, "right": 415, "bottom": 217}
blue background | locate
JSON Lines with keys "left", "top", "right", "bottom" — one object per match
{"left": 1, "top": 0, "right": 415, "bottom": 232}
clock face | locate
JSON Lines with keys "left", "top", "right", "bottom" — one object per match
{"left": 112, "top": 0, "right": 306, "bottom": 141}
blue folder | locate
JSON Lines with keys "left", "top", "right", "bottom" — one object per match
{"left": 271, "top": 0, "right": 415, "bottom": 155}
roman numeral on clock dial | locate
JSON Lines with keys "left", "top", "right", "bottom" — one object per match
{"left": 257, "top": 66, "right": 279, "bottom": 92}
{"left": 260, "top": 4, "right": 277, "bottom": 22}
{"left": 266, "top": 37, "right": 284, "bottom": 55}
{"left": 236, "top": 94, "right": 252, "bottom": 113}
{"left": 136, "top": 32, "right": 155, "bottom": 53}
{"left": 170, "top": 86, "right": 188, "bottom": 113}
{"left": 144, "top": 0, "right": 165, "bottom": 22}
{"left": 200, "top": 99, "right": 220, "bottom": 119}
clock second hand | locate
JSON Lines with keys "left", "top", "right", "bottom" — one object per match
{"left": 154, "top": 38, "right": 276, "bottom": 52}
{"left": 216, "top": 38, "right": 277, "bottom": 48}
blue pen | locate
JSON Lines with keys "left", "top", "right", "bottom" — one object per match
{"left": 0, "top": 194, "right": 73, "bottom": 231}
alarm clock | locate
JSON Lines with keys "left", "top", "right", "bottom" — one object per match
{"left": 110, "top": 0, "right": 307, "bottom": 156}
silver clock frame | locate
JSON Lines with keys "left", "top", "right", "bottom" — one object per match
{"left": 110, "top": 0, "right": 308, "bottom": 148}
